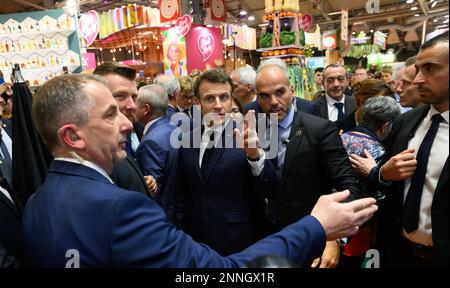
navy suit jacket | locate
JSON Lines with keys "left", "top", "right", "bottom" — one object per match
{"left": 136, "top": 117, "right": 178, "bottom": 219}
{"left": 244, "top": 98, "right": 317, "bottom": 116}
{"left": 2, "top": 119, "right": 12, "bottom": 137}
{"left": 22, "top": 160, "right": 325, "bottom": 267}
{"left": 0, "top": 186, "right": 21, "bottom": 267}
{"left": 174, "top": 121, "right": 280, "bottom": 255}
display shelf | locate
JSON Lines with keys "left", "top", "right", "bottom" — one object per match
{"left": 0, "top": 29, "right": 76, "bottom": 41}
{"left": 261, "top": 53, "right": 304, "bottom": 59}
{"left": 0, "top": 48, "right": 69, "bottom": 57}
{"left": 257, "top": 44, "right": 305, "bottom": 52}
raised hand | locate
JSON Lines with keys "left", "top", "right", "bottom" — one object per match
{"left": 380, "top": 149, "right": 417, "bottom": 181}
{"left": 234, "top": 110, "right": 260, "bottom": 160}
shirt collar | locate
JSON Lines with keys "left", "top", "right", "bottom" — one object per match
{"left": 325, "top": 94, "right": 345, "bottom": 106}
{"left": 429, "top": 105, "right": 449, "bottom": 124}
{"left": 54, "top": 157, "right": 114, "bottom": 184}
{"left": 143, "top": 116, "right": 164, "bottom": 135}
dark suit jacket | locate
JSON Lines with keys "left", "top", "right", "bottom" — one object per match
{"left": 133, "top": 122, "right": 144, "bottom": 141}
{"left": 275, "top": 111, "right": 361, "bottom": 227}
{"left": 377, "top": 105, "right": 448, "bottom": 267}
{"left": 2, "top": 119, "right": 12, "bottom": 137}
{"left": 110, "top": 155, "right": 151, "bottom": 197}
{"left": 22, "top": 160, "right": 326, "bottom": 267}
{"left": 314, "top": 94, "right": 357, "bottom": 121}
{"left": 174, "top": 121, "right": 280, "bottom": 255}
{"left": 0, "top": 184, "right": 21, "bottom": 267}
{"left": 136, "top": 117, "right": 178, "bottom": 220}
{"left": 244, "top": 98, "right": 318, "bottom": 116}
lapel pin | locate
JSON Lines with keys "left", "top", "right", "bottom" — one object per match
{"left": 295, "top": 129, "right": 302, "bottom": 137}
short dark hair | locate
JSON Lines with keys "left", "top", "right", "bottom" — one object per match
{"left": 322, "top": 63, "right": 346, "bottom": 77}
{"left": 314, "top": 67, "right": 323, "bottom": 74}
{"left": 421, "top": 30, "right": 449, "bottom": 50}
{"left": 93, "top": 61, "right": 136, "bottom": 81}
{"left": 193, "top": 70, "right": 234, "bottom": 99}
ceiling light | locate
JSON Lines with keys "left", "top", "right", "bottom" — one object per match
{"left": 248, "top": 16, "right": 255, "bottom": 21}
{"left": 433, "top": 18, "right": 438, "bottom": 22}
{"left": 444, "top": 18, "right": 449, "bottom": 23}
{"left": 239, "top": 11, "right": 247, "bottom": 16}
{"left": 414, "top": 13, "right": 420, "bottom": 16}
{"left": 406, "top": 0, "right": 414, "bottom": 4}
{"left": 430, "top": 0, "right": 437, "bottom": 8}
{"left": 410, "top": 6, "right": 418, "bottom": 10}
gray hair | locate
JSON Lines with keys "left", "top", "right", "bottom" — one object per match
{"left": 137, "top": 84, "right": 169, "bottom": 116}
{"left": 404, "top": 56, "right": 416, "bottom": 68}
{"left": 232, "top": 67, "right": 257, "bottom": 92}
{"left": 32, "top": 74, "right": 106, "bottom": 150}
{"left": 154, "top": 74, "right": 180, "bottom": 99}
{"left": 391, "top": 63, "right": 405, "bottom": 81}
{"left": 359, "top": 96, "right": 400, "bottom": 132}
{"left": 256, "top": 58, "right": 290, "bottom": 82}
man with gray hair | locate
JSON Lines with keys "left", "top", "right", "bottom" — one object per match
{"left": 135, "top": 84, "right": 178, "bottom": 219}
{"left": 396, "top": 56, "right": 423, "bottom": 111}
{"left": 154, "top": 74, "right": 180, "bottom": 118}
{"left": 391, "top": 63, "right": 410, "bottom": 113}
{"left": 230, "top": 67, "right": 257, "bottom": 107}
{"left": 22, "top": 73, "right": 378, "bottom": 267}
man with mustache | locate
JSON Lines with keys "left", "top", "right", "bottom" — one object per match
{"left": 254, "top": 59, "right": 361, "bottom": 268}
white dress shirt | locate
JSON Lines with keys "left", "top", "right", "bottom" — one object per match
{"left": 0, "top": 185, "right": 14, "bottom": 204}
{"left": 402, "top": 107, "right": 449, "bottom": 246}
{"left": 198, "top": 120, "right": 265, "bottom": 176}
{"left": 54, "top": 157, "right": 114, "bottom": 184}
{"left": 0, "top": 127, "right": 12, "bottom": 160}
{"left": 325, "top": 94, "right": 346, "bottom": 122}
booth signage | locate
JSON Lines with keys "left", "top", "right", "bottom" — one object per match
{"left": 159, "top": 0, "right": 181, "bottom": 23}
{"left": 301, "top": 14, "right": 313, "bottom": 32}
{"left": 176, "top": 15, "right": 192, "bottom": 37}
{"left": 78, "top": 10, "right": 99, "bottom": 46}
{"left": 210, "top": 0, "right": 226, "bottom": 22}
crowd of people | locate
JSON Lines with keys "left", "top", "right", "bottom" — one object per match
{"left": 0, "top": 31, "right": 447, "bottom": 268}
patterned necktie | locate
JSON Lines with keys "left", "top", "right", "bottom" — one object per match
{"left": 401, "top": 113, "right": 444, "bottom": 233}
{"left": 0, "top": 134, "right": 11, "bottom": 166}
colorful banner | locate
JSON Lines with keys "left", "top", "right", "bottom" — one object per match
{"left": 162, "top": 27, "right": 188, "bottom": 78}
{"left": 186, "top": 25, "right": 224, "bottom": 73}
{"left": 322, "top": 30, "right": 337, "bottom": 49}
{"left": 82, "top": 52, "right": 97, "bottom": 70}
{"left": 78, "top": 10, "right": 99, "bottom": 47}
{"left": 159, "top": 0, "right": 181, "bottom": 23}
{"left": 210, "top": 0, "right": 226, "bottom": 22}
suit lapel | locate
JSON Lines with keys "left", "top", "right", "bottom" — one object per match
{"left": 435, "top": 157, "right": 449, "bottom": 194}
{"left": 0, "top": 189, "right": 20, "bottom": 218}
{"left": 281, "top": 111, "right": 305, "bottom": 185}
{"left": 398, "top": 106, "right": 430, "bottom": 152}
{"left": 318, "top": 96, "right": 328, "bottom": 119}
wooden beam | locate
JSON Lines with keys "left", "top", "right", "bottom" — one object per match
{"left": 11, "top": 0, "right": 47, "bottom": 10}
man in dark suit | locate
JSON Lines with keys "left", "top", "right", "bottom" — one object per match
{"left": 351, "top": 32, "right": 448, "bottom": 267}
{"left": 174, "top": 70, "right": 280, "bottom": 256}
{"left": 253, "top": 58, "right": 361, "bottom": 268}
{"left": 22, "top": 73, "right": 377, "bottom": 267}
{"left": 314, "top": 64, "right": 357, "bottom": 124}
{"left": 93, "top": 62, "right": 152, "bottom": 197}
{"left": 0, "top": 158, "right": 21, "bottom": 267}
{"left": 135, "top": 84, "right": 177, "bottom": 219}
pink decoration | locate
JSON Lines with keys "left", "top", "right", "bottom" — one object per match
{"left": 78, "top": 10, "right": 100, "bottom": 46}
{"left": 301, "top": 14, "right": 313, "bottom": 32}
{"left": 176, "top": 15, "right": 192, "bottom": 37}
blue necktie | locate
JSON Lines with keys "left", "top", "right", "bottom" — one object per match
{"left": 125, "top": 133, "right": 135, "bottom": 158}
{"left": 334, "top": 102, "right": 345, "bottom": 121}
{"left": 401, "top": 113, "right": 444, "bottom": 233}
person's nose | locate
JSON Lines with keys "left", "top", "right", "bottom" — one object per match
{"left": 269, "top": 95, "right": 278, "bottom": 107}
{"left": 124, "top": 96, "right": 137, "bottom": 111}
{"left": 395, "top": 82, "right": 403, "bottom": 94}
{"left": 413, "top": 70, "right": 425, "bottom": 86}
{"left": 213, "top": 97, "right": 223, "bottom": 110}
{"left": 119, "top": 112, "right": 133, "bottom": 134}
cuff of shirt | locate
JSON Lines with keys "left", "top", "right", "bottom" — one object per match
{"left": 248, "top": 149, "right": 266, "bottom": 176}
